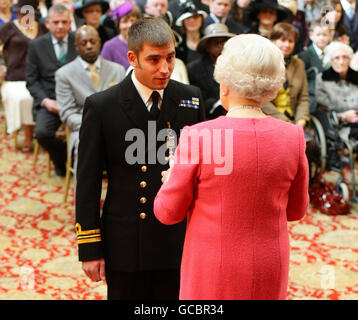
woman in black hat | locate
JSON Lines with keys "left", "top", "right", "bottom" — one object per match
{"left": 175, "top": 1, "right": 207, "bottom": 65}
{"left": 0, "top": 0, "right": 47, "bottom": 152}
{"left": 246, "top": 0, "right": 290, "bottom": 37}
{"left": 75, "top": 0, "right": 116, "bottom": 47}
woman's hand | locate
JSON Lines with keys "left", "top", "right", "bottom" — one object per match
{"left": 296, "top": 119, "right": 306, "bottom": 128}
{"left": 340, "top": 110, "right": 358, "bottom": 123}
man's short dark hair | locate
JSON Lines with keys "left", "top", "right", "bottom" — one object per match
{"left": 128, "top": 17, "right": 175, "bottom": 54}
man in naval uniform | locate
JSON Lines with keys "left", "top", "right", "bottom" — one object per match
{"left": 75, "top": 17, "right": 205, "bottom": 300}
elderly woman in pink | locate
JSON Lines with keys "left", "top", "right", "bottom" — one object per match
{"left": 154, "top": 34, "right": 309, "bottom": 300}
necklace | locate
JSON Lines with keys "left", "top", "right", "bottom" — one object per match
{"left": 226, "top": 105, "right": 262, "bottom": 116}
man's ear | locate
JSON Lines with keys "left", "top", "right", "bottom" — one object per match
{"left": 45, "top": 18, "right": 50, "bottom": 30}
{"left": 127, "top": 50, "right": 138, "bottom": 68}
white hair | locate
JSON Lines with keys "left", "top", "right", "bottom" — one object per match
{"left": 323, "top": 41, "right": 354, "bottom": 67}
{"left": 214, "top": 34, "right": 285, "bottom": 104}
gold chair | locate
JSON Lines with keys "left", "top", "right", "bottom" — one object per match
{"left": 33, "top": 124, "right": 65, "bottom": 178}
{"left": 33, "top": 139, "right": 51, "bottom": 177}
{"left": 63, "top": 125, "right": 73, "bottom": 203}
{"left": 2, "top": 117, "right": 19, "bottom": 149}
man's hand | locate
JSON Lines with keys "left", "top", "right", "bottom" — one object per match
{"left": 43, "top": 98, "right": 59, "bottom": 114}
{"left": 82, "top": 258, "right": 106, "bottom": 282}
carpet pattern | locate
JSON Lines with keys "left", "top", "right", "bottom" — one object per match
{"left": 0, "top": 112, "right": 358, "bottom": 300}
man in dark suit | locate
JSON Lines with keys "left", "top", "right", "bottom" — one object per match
{"left": 204, "top": 0, "right": 247, "bottom": 34}
{"left": 26, "top": 4, "right": 78, "bottom": 176}
{"left": 75, "top": 17, "right": 205, "bottom": 300}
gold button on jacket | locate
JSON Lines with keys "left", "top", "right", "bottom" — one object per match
{"left": 140, "top": 212, "right": 146, "bottom": 219}
{"left": 140, "top": 181, "right": 147, "bottom": 188}
{"left": 140, "top": 197, "right": 147, "bottom": 204}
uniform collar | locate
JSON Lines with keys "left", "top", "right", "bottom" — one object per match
{"left": 131, "top": 71, "right": 164, "bottom": 107}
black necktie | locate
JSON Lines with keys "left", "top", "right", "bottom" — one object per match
{"left": 149, "top": 91, "right": 160, "bottom": 120}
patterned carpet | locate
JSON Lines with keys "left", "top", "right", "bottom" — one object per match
{"left": 0, "top": 109, "right": 358, "bottom": 300}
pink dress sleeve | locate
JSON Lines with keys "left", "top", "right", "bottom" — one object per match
{"left": 154, "top": 127, "right": 201, "bottom": 225}
{"left": 286, "top": 126, "right": 310, "bottom": 221}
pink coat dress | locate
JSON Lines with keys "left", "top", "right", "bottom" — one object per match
{"left": 154, "top": 116, "right": 309, "bottom": 300}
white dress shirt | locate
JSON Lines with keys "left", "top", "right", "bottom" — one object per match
{"left": 51, "top": 34, "right": 69, "bottom": 60}
{"left": 131, "top": 71, "right": 164, "bottom": 111}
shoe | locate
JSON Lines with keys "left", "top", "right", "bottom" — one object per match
{"left": 54, "top": 164, "right": 66, "bottom": 177}
{"left": 20, "top": 146, "right": 33, "bottom": 153}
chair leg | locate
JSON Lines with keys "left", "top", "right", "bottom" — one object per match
{"left": 63, "top": 165, "right": 71, "bottom": 203}
{"left": 13, "top": 130, "right": 18, "bottom": 149}
{"left": 2, "top": 118, "right": 6, "bottom": 139}
{"left": 46, "top": 153, "right": 51, "bottom": 177}
{"left": 33, "top": 140, "right": 39, "bottom": 165}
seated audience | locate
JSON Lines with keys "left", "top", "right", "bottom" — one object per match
{"left": 316, "top": 41, "right": 358, "bottom": 139}
{"left": 0, "top": 0, "right": 47, "bottom": 152}
{"left": 204, "top": 0, "right": 247, "bottom": 34}
{"left": 26, "top": 4, "right": 78, "bottom": 176}
{"left": 56, "top": 25, "right": 125, "bottom": 178}
{"left": 75, "top": 0, "right": 116, "bottom": 47}
{"left": 246, "top": 0, "right": 289, "bottom": 38}
{"left": 101, "top": 2, "right": 141, "bottom": 70}
{"left": 175, "top": 1, "right": 207, "bottom": 65}
{"left": 187, "top": 23, "right": 234, "bottom": 118}
{"left": 299, "top": 21, "right": 331, "bottom": 112}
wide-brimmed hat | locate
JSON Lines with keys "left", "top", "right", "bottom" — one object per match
{"left": 175, "top": 1, "right": 207, "bottom": 27}
{"left": 13, "top": 0, "right": 39, "bottom": 12}
{"left": 247, "top": 0, "right": 290, "bottom": 22}
{"left": 75, "top": 0, "right": 110, "bottom": 18}
{"left": 197, "top": 23, "right": 235, "bottom": 54}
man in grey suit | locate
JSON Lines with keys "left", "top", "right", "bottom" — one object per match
{"left": 56, "top": 25, "right": 126, "bottom": 178}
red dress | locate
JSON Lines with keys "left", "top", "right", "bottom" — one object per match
{"left": 154, "top": 116, "right": 309, "bottom": 300}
